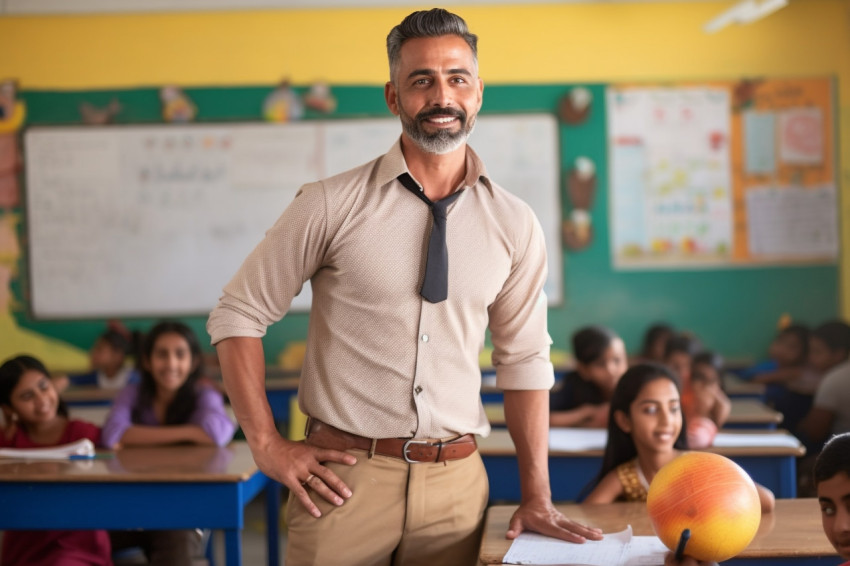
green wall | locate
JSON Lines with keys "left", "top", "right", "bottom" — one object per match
{"left": 13, "top": 84, "right": 838, "bottom": 363}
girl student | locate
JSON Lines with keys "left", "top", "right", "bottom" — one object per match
{"left": 581, "top": 363, "right": 775, "bottom": 512}
{"left": 550, "top": 325, "right": 628, "bottom": 428}
{"left": 684, "top": 351, "right": 732, "bottom": 449}
{"left": 102, "top": 320, "right": 236, "bottom": 566}
{"left": 0, "top": 354, "right": 112, "bottom": 566}
{"left": 101, "top": 320, "right": 235, "bottom": 450}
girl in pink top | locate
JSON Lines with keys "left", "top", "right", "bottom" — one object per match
{"left": 0, "top": 354, "right": 111, "bottom": 566}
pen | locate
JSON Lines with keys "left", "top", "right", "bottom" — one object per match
{"left": 675, "top": 528, "right": 691, "bottom": 562}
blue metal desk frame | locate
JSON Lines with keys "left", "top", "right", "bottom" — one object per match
{"left": 0, "top": 467, "right": 281, "bottom": 566}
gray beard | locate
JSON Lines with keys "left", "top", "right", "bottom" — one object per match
{"left": 400, "top": 113, "right": 476, "bottom": 155}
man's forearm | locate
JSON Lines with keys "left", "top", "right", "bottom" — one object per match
{"left": 503, "top": 389, "right": 552, "bottom": 503}
{"left": 215, "top": 336, "right": 279, "bottom": 451}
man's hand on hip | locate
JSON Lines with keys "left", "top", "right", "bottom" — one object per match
{"left": 254, "top": 435, "right": 357, "bottom": 518}
{"left": 506, "top": 498, "right": 604, "bottom": 543}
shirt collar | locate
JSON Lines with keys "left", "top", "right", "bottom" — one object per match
{"left": 375, "top": 137, "right": 494, "bottom": 193}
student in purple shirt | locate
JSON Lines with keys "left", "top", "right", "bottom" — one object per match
{"left": 102, "top": 320, "right": 236, "bottom": 566}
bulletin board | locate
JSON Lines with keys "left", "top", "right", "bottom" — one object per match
{"left": 607, "top": 78, "right": 837, "bottom": 269}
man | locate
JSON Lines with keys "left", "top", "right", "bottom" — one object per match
{"left": 207, "top": 8, "right": 601, "bottom": 565}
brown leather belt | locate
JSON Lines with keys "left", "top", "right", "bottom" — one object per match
{"left": 305, "top": 418, "right": 477, "bottom": 464}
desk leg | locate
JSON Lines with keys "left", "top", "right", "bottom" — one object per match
{"left": 266, "top": 481, "right": 282, "bottom": 566}
{"left": 224, "top": 529, "right": 242, "bottom": 566}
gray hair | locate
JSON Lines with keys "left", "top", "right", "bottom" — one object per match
{"left": 386, "top": 8, "right": 478, "bottom": 83}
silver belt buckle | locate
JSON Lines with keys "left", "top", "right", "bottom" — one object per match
{"left": 402, "top": 439, "right": 433, "bottom": 464}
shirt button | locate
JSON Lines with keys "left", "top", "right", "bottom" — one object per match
{"left": 421, "top": 334, "right": 429, "bottom": 342}
{"left": 415, "top": 386, "right": 423, "bottom": 394}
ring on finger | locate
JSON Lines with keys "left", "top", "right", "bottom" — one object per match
{"left": 302, "top": 473, "right": 316, "bottom": 486}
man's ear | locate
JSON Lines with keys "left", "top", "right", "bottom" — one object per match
{"left": 385, "top": 81, "right": 400, "bottom": 116}
{"left": 613, "top": 409, "right": 632, "bottom": 434}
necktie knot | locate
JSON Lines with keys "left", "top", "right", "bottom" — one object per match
{"left": 397, "top": 173, "right": 462, "bottom": 304}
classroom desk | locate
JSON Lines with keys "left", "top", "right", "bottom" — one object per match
{"left": 724, "top": 399, "right": 783, "bottom": 429}
{"left": 477, "top": 428, "right": 804, "bottom": 501}
{"left": 264, "top": 376, "right": 301, "bottom": 423}
{"left": 725, "top": 374, "right": 768, "bottom": 401}
{"left": 484, "top": 399, "right": 783, "bottom": 429}
{"left": 62, "top": 385, "right": 119, "bottom": 406}
{"left": 478, "top": 499, "right": 841, "bottom": 566}
{"left": 0, "top": 442, "right": 281, "bottom": 566}
{"left": 68, "top": 405, "right": 238, "bottom": 427}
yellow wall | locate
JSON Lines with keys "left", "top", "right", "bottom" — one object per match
{"left": 2, "top": 0, "right": 849, "bottom": 314}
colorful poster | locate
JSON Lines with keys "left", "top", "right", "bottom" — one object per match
{"left": 607, "top": 87, "right": 733, "bottom": 267}
{"left": 779, "top": 107, "right": 823, "bottom": 165}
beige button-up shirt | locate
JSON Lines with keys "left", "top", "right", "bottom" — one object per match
{"left": 207, "top": 139, "right": 554, "bottom": 439}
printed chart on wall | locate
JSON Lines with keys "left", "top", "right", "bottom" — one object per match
{"left": 607, "top": 78, "right": 837, "bottom": 269}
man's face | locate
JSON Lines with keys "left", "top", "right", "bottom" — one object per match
{"left": 385, "top": 35, "right": 483, "bottom": 155}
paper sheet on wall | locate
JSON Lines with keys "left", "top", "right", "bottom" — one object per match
{"left": 743, "top": 110, "right": 776, "bottom": 174}
{"left": 746, "top": 185, "right": 838, "bottom": 259}
{"left": 503, "top": 525, "right": 668, "bottom": 565}
{"left": 779, "top": 107, "right": 823, "bottom": 165}
{"left": 607, "top": 87, "right": 733, "bottom": 267}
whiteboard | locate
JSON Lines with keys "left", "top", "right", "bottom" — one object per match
{"left": 24, "top": 114, "right": 560, "bottom": 319}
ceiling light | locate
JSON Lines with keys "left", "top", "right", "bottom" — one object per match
{"left": 704, "top": 0, "right": 789, "bottom": 34}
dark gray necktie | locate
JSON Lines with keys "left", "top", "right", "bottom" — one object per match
{"left": 398, "top": 173, "right": 462, "bottom": 304}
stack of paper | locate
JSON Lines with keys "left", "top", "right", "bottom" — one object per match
{"left": 0, "top": 438, "right": 95, "bottom": 460}
{"left": 503, "top": 525, "right": 668, "bottom": 566}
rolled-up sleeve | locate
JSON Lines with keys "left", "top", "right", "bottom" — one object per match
{"left": 101, "top": 383, "right": 139, "bottom": 449}
{"left": 207, "top": 181, "right": 329, "bottom": 345}
{"left": 191, "top": 386, "right": 237, "bottom": 446}
{"left": 488, "top": 205, "right": 554, "bottom": 391}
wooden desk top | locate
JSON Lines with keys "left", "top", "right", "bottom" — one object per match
{"left": 479, "top": 499, "right": 834, "bottom": 564}
{"left": 478, "top": 428, "right": 805, "bottom": 457}
{"left": 485, "top": 399, "right": 782, "bottom": 427}
{"left": 725, "top": 374, "right": 767, "bottom": 397}
{"left": 729, "top": 399, "right": 783, "bottom": 424}
{"left": 62, "top": 386, "right": 119, "bottom": 403}
{"left": 0, "top": 441, "right": 258, "bottom": 483}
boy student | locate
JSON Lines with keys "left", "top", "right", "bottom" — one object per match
{"left": 207, "top": 8, "right": 602, "bottom": 566}
{"left": 799, "top": 320, "right": 850, "bottom": 450}
{"left": 813, "top": 433, "right": 850, "bottom": 565}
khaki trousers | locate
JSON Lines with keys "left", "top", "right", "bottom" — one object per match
{"left": 284, "top": 448, "right": 489, "bottom": 566}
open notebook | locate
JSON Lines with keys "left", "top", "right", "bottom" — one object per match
{"left": 503, "top": 525, "right": 668, "bottom": 566}
{"left": 0, "top": 438, "right": 95, "bottom": 460}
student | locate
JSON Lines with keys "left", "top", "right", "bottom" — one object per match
{"left": 102, "top": 320, "right": 235, "bottom": 449}
{"left": 582, "top": 363, "right": 775, "bottom": 512}
{"left": 685, "top": 351, "right": 731, "bottom": 449}
{"left": 663, "top": 333, "right": 701, "bottom": 389}
{"left": 0, "top": 354, "right": 112, "bottom": 566}
{"left": 799, "top": 322, "right": 850, "bottom": 450}
{"left": 550, "top": 326, "right": 628, "bottom": 428}
{"left": 794, "top": 321, "right": 850, "bottom": 445}
{"left": 102, "top": 320, "right": 235, "bottom": 566}
{"left": 70, "top": 325, "right": 140, "bottom": 390}
{"left": 635, "top": 322, "right": 674, "bottom": 364}
{"left": 748, "top": 323, "right": 810, "bottom": 385}
{"left": 813, "top": 433, "right": 850, "bottom": 565}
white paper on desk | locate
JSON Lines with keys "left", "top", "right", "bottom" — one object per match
{"left": 712, "top": 432, "right": 800, "bottom": 449}
{"left": 0, "top": 438, "right": 95, "bottom": 460}
{"left": 548, "top": 428, "right": 608, "bottom": 451}
{"left": 503, "top": 525, "right": 667, "bottom": 566}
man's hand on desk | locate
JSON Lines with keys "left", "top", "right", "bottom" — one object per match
{"left": 505, "top": 498, "right": 604, "bottom": 543}
{"left": 253, "top": 435, "right": 356, "bottom": 518}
